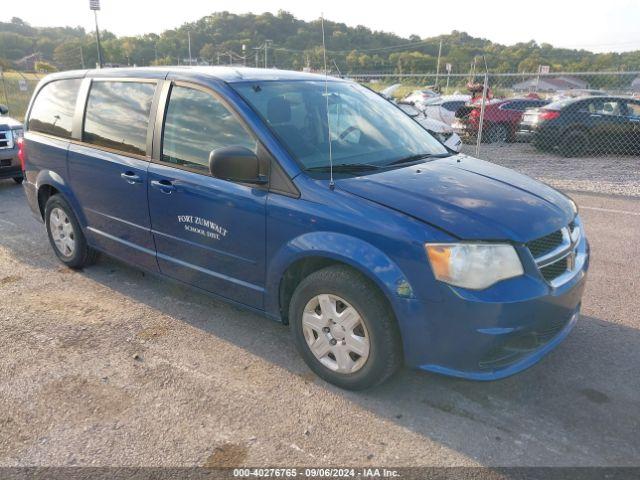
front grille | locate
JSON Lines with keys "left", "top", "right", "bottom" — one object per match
{"left": 0, "top": 130, "right": 12, "bottom": 149}
{"left": 527, "top": 219, "right": 582, "bottom": 286}
{"left": 540, "top": 256, "right": 569, "bottom": 282}
{"left": 526, "top": 229, "right": 563, "bottom": 258}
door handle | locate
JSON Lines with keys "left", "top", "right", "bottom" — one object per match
{"left": 150, "top": 179, "right": 176, "bottom": 194}
{"left": 120, "top": 171, "right": 142, "bottom": 184}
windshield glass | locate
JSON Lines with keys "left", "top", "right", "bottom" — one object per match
{"left": 233, "top": 80, "right": 448, "bottom": 170}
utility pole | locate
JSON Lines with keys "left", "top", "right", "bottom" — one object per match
{"left": 264, "top": 40, "right": 272, "bottom": 68}
{"left": 80, "top": 46, "right": 85, "bottom": 69}
{"left": 242, "top": 44, "right": 247, "bottom": 66}
{"left": 188, "top": 31, "right": 192, "bottom": 65}
{"left": 154, "top": 43, "right": 158, "bottom": 64}
{"left": 435, "top": 39, "right": 442, "bottom": 87}
{"left": 89, "top": 0, "right": 103, "bottom": 68}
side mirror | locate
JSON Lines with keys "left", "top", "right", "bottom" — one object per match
{"left": 0, "top": 104, "right": 8, "bottom": 115}
{"left": 209, "top": 146, "right": 267, "bottom": 185}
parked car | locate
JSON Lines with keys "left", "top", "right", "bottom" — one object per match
{"left": 517, "top": 96, "right": 640, "bottom": 156}
{"left": 378, "top": 86, "right": 461, "bottom": 151}
{"left": 453, "top": 97, "right": 550, "bottom": 143}
{"left": 0, "top": 105, "right": 25, "bottom": 184}
{"left": 403, "top": 88, "right": 440, "bottom": 106}
{"left": 22, "top": 68, "right": 588, "bottom": 389}
{"left": 396, "top": 102, "right": 462, "bottom": 152}
{"left": 420, "top": 94, "right": 471, "bottom": 126}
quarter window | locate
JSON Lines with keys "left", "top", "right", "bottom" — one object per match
{"left": 161, "top": 85, "right": 257, "bottom": 173}
{"left": 28, "top": 79, "right": 81, "bottom": 139}
{"left": 83, "top": 81, "right": 156, "bottom": 156}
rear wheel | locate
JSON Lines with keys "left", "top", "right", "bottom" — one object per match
{"left": 13, "top": 177, "right": 23, "bottom": 184}
{"left": 45, "top": 194, "right": 98, "bottom": 269}
{"left": 289, "top": 265, "right": 402, "bottom": 390}
{"left": 486, "top": 123, "right": 509, "bottom": 143}
{"left": 560, "top": 130, "right": 590, "bottom": 157}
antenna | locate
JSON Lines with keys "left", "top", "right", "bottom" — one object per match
{"left": 321, "top": 14, "right": 335, "bottom": 190}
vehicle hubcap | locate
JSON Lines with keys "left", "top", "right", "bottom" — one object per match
{"left": 302, "top": 294, "right": 370, "bottom": 374}
{"left": 49, "top": 208, "right": 76, "bottom": 258}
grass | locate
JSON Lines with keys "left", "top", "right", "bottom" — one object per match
{"left": 0, "top": 72, "right": 43, "bottom": 121}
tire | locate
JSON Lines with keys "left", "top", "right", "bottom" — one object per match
{"left": 486, "top": 124, "right": 509, "bottom": 144}
{"left": 13, "top": 177, "right": 23, "bottom": 184}
{"left": 289, "top": 265, "right": 402, "bottom": 390}
{"left": 45, "top": 194, "right": 98, "bottom": 269}
{"left": 560, "top": 130, "right": 590, "bottom": 157}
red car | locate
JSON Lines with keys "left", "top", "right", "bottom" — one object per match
{"left": 453, "top": 97, "right": 549, "bottom": 143}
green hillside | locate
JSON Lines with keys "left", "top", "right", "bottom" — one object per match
{"left": 1, "top": 12, "right": 640, "bottom": 74}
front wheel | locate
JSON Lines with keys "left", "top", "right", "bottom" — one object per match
{"left": 13, "top": 176, "right": 23, "bottom": 184}
{"left": 289, "top": 265, "right": 402, "bottom": 390}
{"left": 486, "top": 123, "right": 509, "bottom": 143}
{"left": 45, "top": 194, "right": 98, "bottom": 269}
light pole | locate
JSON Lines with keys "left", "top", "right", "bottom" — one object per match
{"left": 89, "top": 0, "right": 103, "bottom": 68}
{"left": 264, "top": 40, "right": 272, "bottom": 68}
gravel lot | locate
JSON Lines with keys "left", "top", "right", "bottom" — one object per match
{"left": 463, "top": 143, "right": 640, "bottom": 197}
{"left": 0, "top": 155, "right": 639, "bottom": 468}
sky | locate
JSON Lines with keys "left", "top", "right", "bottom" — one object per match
{"left": 3, "top": 0, "right": 640, "bottom": 53}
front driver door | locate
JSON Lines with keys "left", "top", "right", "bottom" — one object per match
{"left": 147, "top": 82, "right": 267, "bottom": 309}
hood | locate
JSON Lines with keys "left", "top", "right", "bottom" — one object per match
{"left": 336, "top": 155, "right": 574, "bottom": 242}
{"left": 0, "top": 116, "right": 23, "bottom": 130}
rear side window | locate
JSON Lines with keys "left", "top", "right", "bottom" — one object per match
{"left": 161, "top": 85, "right": 256, "bottom": 173}
{"left": 28, "top": 79, "right": 81, "bottom": 139}
{"left": 83, "top": 81, "right": 156, "bottom": 156}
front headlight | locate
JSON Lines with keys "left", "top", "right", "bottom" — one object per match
{"left": 425, "top": 243, "right": 524, "bottom": 290}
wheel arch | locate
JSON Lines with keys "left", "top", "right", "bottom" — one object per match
{"left": 267, "top": 232, "right": 415, "bottom": 325}
{"left": 34, "top": 170, "right": 86, "bottom": 226}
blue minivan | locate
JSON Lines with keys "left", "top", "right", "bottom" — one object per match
{"left": 22, "top": 67, "right": 589, "bottom": 389}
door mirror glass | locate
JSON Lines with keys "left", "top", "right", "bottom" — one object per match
{"left": 209, "top": 146, "right": 267, "bottom": 184}
{"left": 0, "top": 104, "right": 8, "bottom": 115}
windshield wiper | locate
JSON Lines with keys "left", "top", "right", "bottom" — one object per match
{"left": 305, "top": 163, "right": 382, "bottom": 173}
{"left": 386, "top": 152, "right": 451, "bottom": 166}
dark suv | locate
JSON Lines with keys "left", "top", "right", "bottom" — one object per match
{"left": 517, "top": 96, "right": 640, "bottom": 156}
{"left": 0, "top": 105, "right": 24, "bottom": 184}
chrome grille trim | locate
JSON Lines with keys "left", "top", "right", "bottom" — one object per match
{"left": 0, "top": 130, "right": 14, "bottom": 150}
{"left": 527, "top": 217, "right": 583, "bottom": 287}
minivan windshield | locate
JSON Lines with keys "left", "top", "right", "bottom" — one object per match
{"left": 233, "top": 80, "right": 449, "bottom": 170}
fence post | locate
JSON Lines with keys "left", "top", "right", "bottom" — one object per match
{"left": 0, "top": 69, "right": 10, "bottom": 113}
{"left": 475, "top": 73, "right": 489, "bottom": 156}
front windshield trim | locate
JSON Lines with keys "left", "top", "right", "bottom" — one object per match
{"left": 231, "top": 79, "right": 449, "bottom": 175}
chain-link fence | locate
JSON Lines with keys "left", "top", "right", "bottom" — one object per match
{"left": 353, "top": 71, "right": 640, "bottom": 163}
{"left": 0, "top": 71, "right": 44, "bottom": 122}
{"left": 3, "top": 69, "right": 640, "bottom": 164}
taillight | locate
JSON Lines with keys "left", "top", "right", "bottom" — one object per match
{"left": 17, "top": 137, "right": 25, "bottom": 171}
{"left": 539, "top": 110, "right": 560, "bottom": 121}
{"left": 470, "top": 108, "right": 480, "bottom": 118}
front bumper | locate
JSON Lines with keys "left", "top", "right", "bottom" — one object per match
{"left": 0, "top": 148, "right": 21, "bottom": 179}
{"left": 392, "top": 235, "right": 589, "bottom": 380}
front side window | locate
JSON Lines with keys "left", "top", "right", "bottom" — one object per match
{"left": 234, "top": 81, "right": 448, "bottom": 170}
{"left": 83, "top": 81, "right": 156, "bottom": 156}
{"left": 161, "top": 85, "right": 257, "bottom": 173}
{"left": 28, "top": 79, "right": 81, "bottom": 139}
